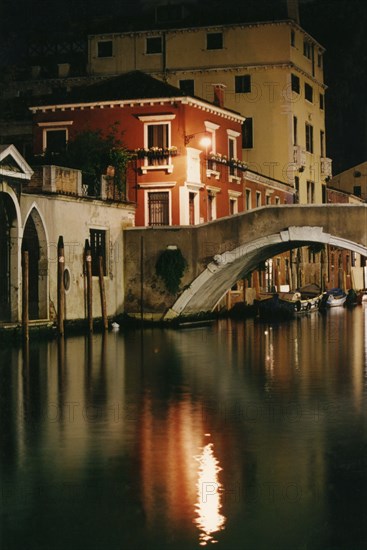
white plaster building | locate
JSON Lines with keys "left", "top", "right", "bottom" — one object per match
{"left": 0, "top": 145, "right": 135, "bottom": 326}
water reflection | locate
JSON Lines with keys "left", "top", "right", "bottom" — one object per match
{"left": 195, "top": 442, "right": 226, "bottom": 546}
{"left": 1, "top": 309, "right": 367, "bottom": 549}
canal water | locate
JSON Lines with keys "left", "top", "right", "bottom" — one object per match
{"left": 1, "top": 307, "right": 367, "bottom": 550}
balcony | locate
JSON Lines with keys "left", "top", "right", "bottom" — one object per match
{"left": 293, "top": 145, "right": 306, "bottom": 170}
{"left": 28, "top": 165, "right": 126, "bottom": 202}
{"left": 321, "top": 157, "right": 332, "bottom": 178}
{"left": 133, "top": 147, "right": 178, "bottom": 175}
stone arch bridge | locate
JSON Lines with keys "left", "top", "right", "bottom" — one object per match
{"left": 123, "top": 205, "right": 367, "bottom": 320}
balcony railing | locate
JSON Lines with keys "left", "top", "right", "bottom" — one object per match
{"left": 293, "top": 145, "right": 306, "bottom": 170}
{"left": 206, "top": 154, "right": 246, "bottom": 181}
{"left": 208, "top": 153, "right": 248, "bottom": 171}
{"left": 132, "top": 147, "right": 179, "bottom": 174}
{"left": 133, "top": 147, "right": 178, "bottom": 160}
{"left": 321, "top": 157, "right": 332, "bottom": 178}
{"left": 29, "top": 165, "right": 127, "bottom": 202}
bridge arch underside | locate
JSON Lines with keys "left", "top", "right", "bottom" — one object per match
{"left": 166, "top": 230, "right": 367, "bottom": 319}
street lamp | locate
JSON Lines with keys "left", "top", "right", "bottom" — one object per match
{"left": 184, "top": 132, "right": 211, "bottom": 147}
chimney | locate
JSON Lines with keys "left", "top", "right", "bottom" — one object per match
{"left": 287, "top": 0, "right": 300, "bottom": 24}
{"left": 212, "top": 83, "right": 226, "bottom": 108}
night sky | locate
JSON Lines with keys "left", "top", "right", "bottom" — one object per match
{"left": 1, "top": 0, "right": 367, "bottom": 173}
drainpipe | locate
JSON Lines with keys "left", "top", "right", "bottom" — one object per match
{"left": 162, "top": 31, "right": 167, "bottom": 82}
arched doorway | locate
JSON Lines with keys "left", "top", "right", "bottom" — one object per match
{"left": 0, "top": 193, "right": 16, "bottom": 321}
{"left": 0, "top": 193, "right": 18, "bottom": 322}
{"left": 22, "top": 208, "right": 48, "bottom": 320}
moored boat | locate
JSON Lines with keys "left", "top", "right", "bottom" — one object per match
{"left": 323, "top": 288, "right": 347, "bottom": 308}
{"left": 255, "top": 284, "right": 324, "bottom": 320}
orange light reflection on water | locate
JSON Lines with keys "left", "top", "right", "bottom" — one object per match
{"left": 194, "top": 442, "right": 226, "bottom": 545}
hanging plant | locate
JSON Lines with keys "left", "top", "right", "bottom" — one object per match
{"left": 155, "top": 248, "right": 187, "bottom": 294}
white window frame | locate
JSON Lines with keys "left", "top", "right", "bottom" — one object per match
{"left": 144, "top": 189, "right": 172, "bottom": 226}
{"left": 138, "top": 114, "right": 176, "bottom": 174}
{"left": 227, "top": 129, "right": 241, "bottom": 182}
{"left": 179, "top": 183, "right": 202, "bottom": 225}
{"left": 256, "top": 191, "right": 262, "bottom": 208}
{"left": 206, "top": 185, "right": 220, "bottom": 221}
{"left": 38, "top": 121, "right": 73, "bottom": 152}
{"left": 188, "top": 189, "right": 200, "bottom": 225}
{"left": 228, "top": 190, "right": 241, "bottom": 215}
{"left": 205, "top": 121, "right": 220, "bottom": 178}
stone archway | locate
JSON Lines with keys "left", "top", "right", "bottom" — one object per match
{"left": 22, "top": 207, "right": 48, "bottom": 320}
{"left": 165, "top": 226, "right": 367, "bottom": 318}
{"left": 0, "top": 193, "right": 18, "bottom": 321}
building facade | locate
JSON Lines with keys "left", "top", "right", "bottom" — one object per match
{"left": 329, "top": 162, "right": 367, "bottom": 203}
{"left": 0, "top": 144, "right": 135, "bottom": 325}
{"left": 88, "top": 20, "right": 331, "bottom": 204}
{"left": 30, "top": 72, "right": 294, "bottom": 229}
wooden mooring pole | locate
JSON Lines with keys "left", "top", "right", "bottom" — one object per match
{"left": 85, "top": 239, "right": 93, "bottom": 333}
{"left": 57, "top": 236, "right": 65, "bottom": 336}
{"left": 22, "top": 249, "right": 29, "bottom": 341}
{"left": 140, "top": 235, "right": 144, "bottom": 325}
{"left": 98, "top": 255, "right": 108, "bottom": 331}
